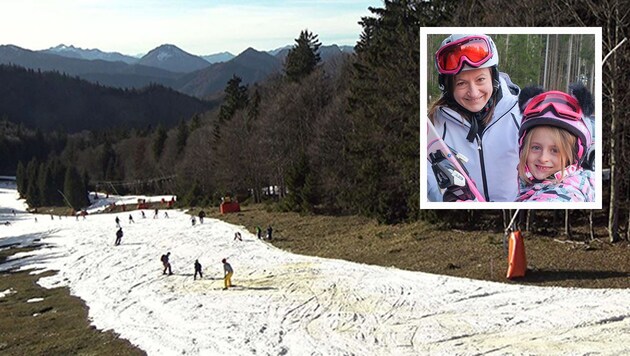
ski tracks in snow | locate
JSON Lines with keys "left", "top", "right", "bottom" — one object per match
{"left": 2, "top": 197, "right": 630, "bottom": 355}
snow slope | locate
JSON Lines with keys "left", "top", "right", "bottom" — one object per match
{"left": 1, "top": 183, "right": 629, "bottom": 355}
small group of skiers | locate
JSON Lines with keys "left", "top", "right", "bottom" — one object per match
{"left": 152, "top": 208, "right": 169, "bottom": 219}
{"left": 115, "top": 214, "right": 136, "bottom": 228}
{"left": 190, "top": 210, "right": 207, "bottom": 226}
{"left": 161, "top": 252, "right": 234, "bottom": 290}
{"left": 109, "top": 210, "right": 253, "bottom": 290}
{"left": 255, "top": 225, "right": 273, "bottom": 240}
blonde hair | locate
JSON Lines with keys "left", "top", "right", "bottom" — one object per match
{"left": 518, "top": 126, "right": 576, "bottom": 184}
{"left": 428, "top": 68, "right": 496, "bottom": 125}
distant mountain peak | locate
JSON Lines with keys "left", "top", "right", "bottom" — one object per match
{"left": 138, "top": 44, "right": 210, "bottom": 73}
{"left": 201, "top": 51, "right": 235, "bottom": 64}
{"left": 51, "top": 44, "right": 72, "bottom": 50}
{"left": 146, "top": 44, "right": 192, "bottom": 60}
{"left": 154, "top": 44, "right": 180, "bottom": 51}
{"left": 239, "top": 47, "right": 263, "bottom": 56}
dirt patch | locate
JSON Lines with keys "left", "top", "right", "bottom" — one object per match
{"left": 0, "top": 248, "right": 145, "bottom": 355}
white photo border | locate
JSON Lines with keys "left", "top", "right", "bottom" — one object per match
{"left": 420, "top": 27, "right": 603, "bottom": 210}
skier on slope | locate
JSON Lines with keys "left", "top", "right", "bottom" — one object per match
{"left": 222, "top": 258, "right": 233, "bottom": 290}
{"left": 194, "top": 259, "right": 203, "bottom": 280}
{"left": 161, "top": 252, "right": 173, "bottom": 275}
{"left": 115, "top": 227, "right": 123, "bottom": 245}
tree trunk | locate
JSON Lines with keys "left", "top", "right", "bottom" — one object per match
{"left": 564, "top": 209, "right": 572, "bottom": 240}
{"left": 543, "top": 34, "right": 549, "bottom": 88}
{"left": 607, "top": 6, "right": 621, "bottom": 243}
{"left": 589, "top": 210, "right": 595, "bottom": 241}
{"left": 566, "top": 34, "right": 573, "bottom": 90}
{"left": 526, "top": 209, "right": 535, "bottom": 232}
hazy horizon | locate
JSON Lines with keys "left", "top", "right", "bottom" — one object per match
{"left": 0, "top": 0, "right": 379, "bottom": 56}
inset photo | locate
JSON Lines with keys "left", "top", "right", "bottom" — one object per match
{"left": 420, "top": 27, "right": 602, "bottom": 209}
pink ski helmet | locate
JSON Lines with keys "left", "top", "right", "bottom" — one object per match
{"left": 519, "top": 89, "right": 592, "bottom": 163}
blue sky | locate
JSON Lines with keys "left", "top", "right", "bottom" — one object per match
{"left": 0, "top": 0, "right": 381, "bottom": 56}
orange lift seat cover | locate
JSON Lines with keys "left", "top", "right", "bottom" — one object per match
{"left": 506, "top": 230, "right": 527, "bottom": 279}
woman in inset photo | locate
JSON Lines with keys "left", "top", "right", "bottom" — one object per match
{"left": 427, "top": 33, "right": 522, "bottom": 202}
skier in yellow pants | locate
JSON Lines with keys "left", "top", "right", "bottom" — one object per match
{"left": 222, "top": 258, "right": 233, "bottom": 290}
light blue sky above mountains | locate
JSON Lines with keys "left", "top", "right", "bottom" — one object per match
{"left": 1, "top": 0, "right": 378, "bottom": 56}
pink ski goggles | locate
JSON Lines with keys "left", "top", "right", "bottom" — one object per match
{"left": 522, "top": 91, "right": 583, "bottom": 122}
{"left": 435, "top": 36, "right": 493, "bottom": 75}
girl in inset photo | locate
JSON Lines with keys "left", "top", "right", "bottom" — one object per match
{"left": 516, "top": 83, "right": 595, "bottom": 202}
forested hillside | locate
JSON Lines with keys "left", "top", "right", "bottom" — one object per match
{"left": 0, "top": 64, "right": 215, "bottom": 132}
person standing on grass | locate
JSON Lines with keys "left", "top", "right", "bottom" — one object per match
{"left": 161, "top": 252, "right": 173, "bottom": 275}
{"left": 222, "top": 258, "right": 233, "bottom": 290}
{"left": 194, "top": 259, "right": 203, "bottom": 280}
{"left": 266, "top": 225, "right": 273, "bottom": 240}
{"left": 115, "top": 228, "right": 123, "bottom": 246}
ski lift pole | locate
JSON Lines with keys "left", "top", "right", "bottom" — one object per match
{"left": 57, "top": 189, "right": 77, "bottom": 213}
{"left": 107, "top": 181, "right": 124, "bottom": 208}
{"left": 503, "top": 209, "right": 520, "bottom": 257}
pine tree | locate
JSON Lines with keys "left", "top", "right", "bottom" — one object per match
{"left": 153, "top": 125, "right": 167, "bottom": 160}
{"left": 213, "top": 75, "right": 249, "bottom": 157}
{"left": 38, "top": 162, "right": 55, "bottom": 206}
{"left": 98, "top": 141, "right": 117, "bottom": 180}
{"left": 284, "top": 152, "right": 316, "bottom": 213}
{"left": 182, "top": 180, "right": 203, "bottom": 207}
{"left": 64, "top": 165, "right": 89, "bottom": 210}
{"left": 346, "top": 0, "right": 439, "bottom": 223}
{"left": 190, "top": 114, "right": 202, "bottom": 131}
{"left": 50, "top": 158, "right": 67, "bottom": 206}
{"left": 218, "top": 76, "right": 249, "bottom": 124}
{"left": 176, "top": 119, "right": 189, "bottom": 156}
{"left": 285, "top": 30, "right": 322, "bottom": 82}
{"left": 16, "top": 161, "right": 26, "bottom": 198}
{"left": 25, "top": 158, "right": 41, "bottom": 207}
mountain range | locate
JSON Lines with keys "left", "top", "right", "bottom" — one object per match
{"left": 42, "top": 44, "right": 138, "bottom": 64}
{"left": 1, "top": 43, "right": 353, "bottom": 99}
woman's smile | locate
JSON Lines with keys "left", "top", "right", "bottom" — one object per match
{"left": 453, "top": 68, "right": 493, "bottom": 112}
